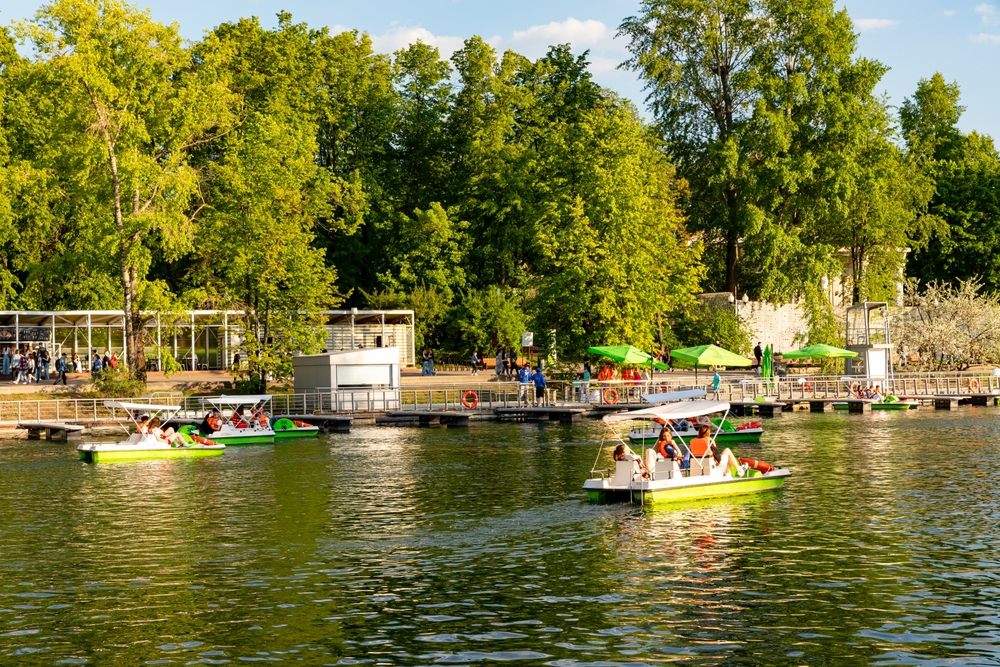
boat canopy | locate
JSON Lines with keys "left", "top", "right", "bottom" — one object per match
{"left": 105, "top": 400, "right": 181, "bottom": 412}
{"left": 641, "top": 389, "right": 706, "bottom": 404}
{"left": 203, "top": 395, "right": 272, "bottom": 406}
{"left": 603, "top": 400, "right": 730, "bottom": 424}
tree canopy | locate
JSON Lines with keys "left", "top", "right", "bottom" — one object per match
{"left": 0, "top": 0, "right": 992, "bottom": 373}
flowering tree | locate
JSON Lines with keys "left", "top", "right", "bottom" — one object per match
{"left": 893, "top": 280, "right": 1000, "bottom": 369}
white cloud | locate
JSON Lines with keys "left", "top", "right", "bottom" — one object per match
{"left": 855, "top": 18, "right": 900, "bottom": 32}
{"left": 944, "top": 10, "right": 957, "bottom": 17}
{"left": 368, "top": 26, "right": 468, "bottom": 56}
{"left": 357, "top": 17, "right": 623, "bottom": 62}
{"left": 511, "top": 17, "right": 615, "bottom": 54}
{"left": 971, "top": 32, "right": 1000, "bottom": 43}
{"left": 977, "top": 4, "right": 1000, "bottom": 25}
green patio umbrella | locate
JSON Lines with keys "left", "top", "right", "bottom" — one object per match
{"left": 669, "top": 344, "right": 752, "bottom": 380}
{"left": 781, "top": 343, "right": 858, "bottom": 359}
{"left": 587, "top": 345, "right": 670, "bottom": 372}
{"left": 762, "top": 344, "right": 773, "bottom": 389}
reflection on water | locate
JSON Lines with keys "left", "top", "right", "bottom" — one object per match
{"left": 0, "top": 409, "right": 999, "bottom": 664}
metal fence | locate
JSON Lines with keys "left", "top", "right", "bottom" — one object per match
{"left": 1, "top": 370, "right": 998, "bottom": 426}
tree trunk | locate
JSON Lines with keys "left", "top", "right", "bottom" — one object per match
{"left": 107, "top": 142, "right": 146, "bottom": 381}
{"left": 725, "top": 225, "right": 739, "bottom": 296}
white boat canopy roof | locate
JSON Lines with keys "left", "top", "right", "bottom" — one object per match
{"left": 603, "top": 400, "right": 731, "bottom": 424}
{"left": 105, "top": 400, "right": 181, "bottom": 412}
{"left": 203, "top": 395, "right": 273, "bottom": 406}
{"left": 641, "top": 389, "right": 706, "bottom": 404}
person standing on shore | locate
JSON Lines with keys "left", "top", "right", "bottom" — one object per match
{"left": 712, "top": 370, "right": 721, "bottom": 399}
{"left": 753, "top": 342, "right": 763, "bottom": 370}
{"left": 518, "top": 365, "right": 531, "bottom": 405}
{"left": 470, "top": 351, "right": 479, "bottom": 376}
{"left": 532, "top": 366, "right": 547, "bottom": 406}
{"left": 54, "top": 353, "right": 68, "bottom": 385}
{"left": 2, "top": 346, "right": 9, "bottom": 376}
{"left": 11, "top": 348, "right": 22, "bottom": 384}
{"left": 40, "top": 347, "right": 50, "bottom": 381}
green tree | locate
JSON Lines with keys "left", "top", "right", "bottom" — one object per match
{"left": 196, "top": 15, "right": 343, "bottom": 390}
{"left": 900, "top": 73, "right": 965, "bottom": 162}
{"left": 16, "top": 0, "right": 234, "bottom": 378}
{"left": 528, "top": 97, "right": 702, "bottom": 358}
{"left": 619, "top": 0, "right": 888, "bottom": 300}
{"left": 908, "top": 133, "right": 1000, "bottom": 290}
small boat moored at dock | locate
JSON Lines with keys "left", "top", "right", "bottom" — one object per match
{"left": 77, "top": 401, "right": 225, "bottom": 463}
{"left": 584, "top": 400, "right": 789, "bottom": 505}
{"left": 271, "top": 417, "right": 321, "bottom": 440}
{"left": 182, "top": 395, "right": 277, "bottom": 444}
{"left": 832, "top": 398, "right": 918, "bottom": 411}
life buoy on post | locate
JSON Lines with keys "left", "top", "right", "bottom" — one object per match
{"left": 462, "top": 390, "right": 479, "bottom": 409}
{"left": 969, "top": 378, "right": 982, "bottom": 393}
{"left": 603, "top": 388, "right": 619, "bottom": 405}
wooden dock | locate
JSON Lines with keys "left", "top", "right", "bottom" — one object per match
{"left": 19, "top": 421, "right": 85, "bottom": 441}
{"left": 729, "top": 401, "right": 784, "bottom": 418}
{"left": 378, "top": 411, "right": 470, "bottom": 427}
{"left": 495, "top": 407, "right": 589, "bottom": 423}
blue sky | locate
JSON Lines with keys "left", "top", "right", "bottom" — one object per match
{"left": 0, "top": 0, "right": 997, "bottom": 137}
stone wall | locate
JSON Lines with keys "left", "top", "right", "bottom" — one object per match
{"left": 739, "top": 301, "right": 812, "bottom": 354}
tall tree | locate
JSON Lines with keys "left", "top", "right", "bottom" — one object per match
{"left": 619, "top": 0, "right": 888, "bottom": 300}
{"left": 900, "top": 73, "right": 965, "bottom": 162}
{"left": 17, "top": 0, "right": 233, "bottom": 378}
{"left": 195, "top": 15, "right": 343, "bottom": 390}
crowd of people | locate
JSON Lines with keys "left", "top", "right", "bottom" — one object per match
{"left": 0, "top": 345, "right": 124, "bottom": 385}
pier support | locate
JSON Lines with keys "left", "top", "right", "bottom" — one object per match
{"left": 809, "top": 401, "right": 834, "bottom": 412}
{"left": 935, "top": 397, "right": 960, "bottom": 410}
{"left": 847, "top": 400, "right": 870, "bottom": 414}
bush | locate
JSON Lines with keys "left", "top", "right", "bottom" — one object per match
{"left": 89, "top": 366, "right": 146, "bottom": 398}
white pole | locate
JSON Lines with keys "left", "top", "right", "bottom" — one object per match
{"left": 190, "top": 314, "right": 195, "bottom": 370}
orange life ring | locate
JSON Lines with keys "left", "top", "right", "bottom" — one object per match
{"left": 603, "top": 388, "right": 619, "bottom": 405}
{"left": 969, "top": 378, "right": 982, "bottom": 393}
{"left": 292, "top": 420, "right": 312, "bottom": 428}
{"left": 739, "top": 457, "right": 775, "bottom": 474}
{"left": 462, "top": 390, "right": 479, "bottom": 409}
{"left": 191, "top": 434, "right": 217, "bottom": 447}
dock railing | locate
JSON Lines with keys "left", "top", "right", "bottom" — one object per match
{"left": 0, "top": 369, "right": 997, "bottom": 426}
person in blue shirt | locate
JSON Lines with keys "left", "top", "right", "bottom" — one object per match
{"left": 712, "top": 370, "right": 721, "bottom": 399}
{"left": 518, "top": 366, "right": 531, "bottom": 405}
{"left": 531, "top": 367, "right": 547, "bottom": 406}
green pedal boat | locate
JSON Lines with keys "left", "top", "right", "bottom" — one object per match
{"left": 833, "top": 397, "right": 919, "bottom": 411}
{"left": 584, "top": 400, "right": 789, "bottom": 505}
{"left": 271, "top": 418, "right": 321, "bottom": 440}
{"left": 78, "top": 401, "right": 225, "bottom": 463}
{"left": 183, "top": 394, "right": 277, "bottom": 444}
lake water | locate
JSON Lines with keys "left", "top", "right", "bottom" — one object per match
{"left": 1, "top": 408, "right": 1000, "bottom": 665}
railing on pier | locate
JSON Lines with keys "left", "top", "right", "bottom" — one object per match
{"left": 0, "top": 369, "right": 996, "bottom": 426}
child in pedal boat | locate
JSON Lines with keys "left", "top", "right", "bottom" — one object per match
{"left": 689, "top": 425, "right": 742, "bottom": 476}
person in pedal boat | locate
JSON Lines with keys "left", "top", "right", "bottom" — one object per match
{"left": 232, "top": 407, "right": 249, "bottom": 428}
{"left": 149, "top": 417, "right": 186, "bottom": 448}
{"left": 200, "top": 410, "right": 223, "bottom": 434}
{"left": 645, "top": 420, "right": 690, "bottom": 471}
{"left": 688, "top": 425, "right": 742, "bottom": 476}
{"left": 134, "top": 415, "right": 150, "bottom": 435}
{"left": 613, "top": 444, "right": 649, "bottom": 478}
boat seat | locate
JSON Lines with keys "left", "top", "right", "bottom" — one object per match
{"left": 612, "top": 460, "right": 639, "bottom": 487}
{"left": 654, "top": 459, "right": 679, "bottom": 480}
{"left": 689, "top": 456, "right": 713, "bottom": 477}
